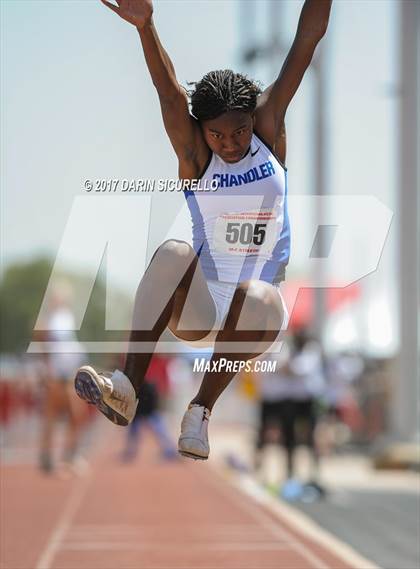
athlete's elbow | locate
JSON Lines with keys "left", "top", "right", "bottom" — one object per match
{"left": 315, "top": 18, "right": 329, "bottom": 40}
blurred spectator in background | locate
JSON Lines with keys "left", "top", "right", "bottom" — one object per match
{"left": 0, "top": 358, "right": 17, "bottom": 431}
{"left": 255, "top": 329, "right": 326, "bottom": 498}
{"left": 37, "top": 282, "right": 88, "bottom": 474}
{"left": 0, "top": 356, "right": 40, "bottom": 443}
{"left": 121, "top": 355, "right": 177, "bottom": 462}
{"left": 323, "top": 350, "right": 365, "bottom": 449}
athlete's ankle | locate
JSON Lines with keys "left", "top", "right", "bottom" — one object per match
{"left": 121, "top": 371, "right": 144, "bottom": 398}
{"left": 189, "top": 399, "right": 213, "bottom": 412}
{"left": 111, "top": 369, "right": 140, "bottom": 397}
{"left": 123, "top": 366, "right": 145, "bottom": 392}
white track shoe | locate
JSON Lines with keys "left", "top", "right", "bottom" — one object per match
{"left": 74, "top": 366, "right": 138, "bottom": 426}
{"left": 178, "top": 404, "right": 211, "bottom": 460}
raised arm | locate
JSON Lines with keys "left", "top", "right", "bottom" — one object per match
{"left": 101, "top": 0, "right": 209, "bottom": 179}
{"left": 254, "top": 0, "right": 332, "bottom": 161}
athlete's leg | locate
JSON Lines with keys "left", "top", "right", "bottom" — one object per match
{"left": 121, "top": 415, "right": 143, "bottom": 461}
{"left": 63, "top": 381, "right": 88, "bottom": 464}
{"left": 147, "top": 412, "right": 177, "bottom": 458}
{"left": 124, "top": 239, "right": 216, "bottom": 393}
{"left": 254, "top": 400, "right": 272, "bottom": 470}
{"left": 299, "top": 398, "right": 321, "bottom": 480}
{"left": 75, "top": 239, "right": 216, "bottom": 425}
{"left": 190, "top": 280, "right": 285, "bottom": 411}
{"left": 39, "top": 380, "right": 64, "bottom": 472}
{"left": 280, "top": 399, "right": 297, "bottom": 479}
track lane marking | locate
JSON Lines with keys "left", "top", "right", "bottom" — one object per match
{"left": 60, "top": 542, "right": 298, "bottom": 551}
{"left": 198, "top": 466, "right": 331, "bottom": 569}
{"left": 35, "top": 475, "right": 91, "bottom": 569}
{"left": 213, "top": 467, "right": 380, "bottom": 569}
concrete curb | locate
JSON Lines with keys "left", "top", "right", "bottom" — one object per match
{"left": 213, "top": 466, "right": 381, "bottom": 569}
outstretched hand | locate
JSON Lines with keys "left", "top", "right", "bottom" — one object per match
{"left": 101, "top": 0, "right": 153, "bottom": 29}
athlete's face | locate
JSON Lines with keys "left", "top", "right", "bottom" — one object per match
{"left": 201, "top": 111, "right": 254, "bottom": 163}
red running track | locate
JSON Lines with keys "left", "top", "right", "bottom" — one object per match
{"left": 2, "top": 427, "right": 355, "bottom": 569}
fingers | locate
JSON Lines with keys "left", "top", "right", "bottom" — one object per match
{"left": 100, "top": 0, "right": 121, "bottom": 15}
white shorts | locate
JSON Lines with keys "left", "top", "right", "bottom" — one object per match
{"left": 171, "top": 280, "right": 289, "bottom": 350}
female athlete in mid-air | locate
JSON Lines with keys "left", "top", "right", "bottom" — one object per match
{"left": 75, "top": 0, "right": 332, "bottom": 460}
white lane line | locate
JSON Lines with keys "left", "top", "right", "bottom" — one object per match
{"left": 35, "top": 476, "right": 91, "bottom": 569}
{"left": 200, "top": 467, "right": 330, "bottom": 569}
{"left": 69, "top": 523, "right": 263, "bottom": 530}
{"left": 66, "top": 526, "right": 270, "bottom": 540}
{"left": 60, "top": 542, "right": 296, "bottom": 551}
{"left": 68, "top": 523, "right": 264, "bottom": 532}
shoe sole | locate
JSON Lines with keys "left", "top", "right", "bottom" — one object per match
{"left": 178, "top": 450, "right": 208, "bottom": 461}
{"left": 74, "top": 367, "right": 129, "bottom": 427}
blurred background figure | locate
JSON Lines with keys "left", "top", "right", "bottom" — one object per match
{"left": 37, "top": 282, "right": 89, "bottom": 475}
{"left": 255, "top": 328, "right": 326, "bottom": 500}
{"left": 322, "top": 349, "right": 365, "bottom": 451}
{"left": 121, "top": 355, "right": 178, "bottom": 462}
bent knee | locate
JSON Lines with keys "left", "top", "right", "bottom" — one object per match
{"left": 157, "top": 239, "right": 194, "bottom": 260}
{"left": 143, "top": 240, "right": 197, "bottom": 284}
{"left": 236, "top": 280, "right": 279, "bottom": 309}
{"left": 150, "top": 240, "right": 196, "bottom": 271}
{"left": 233, "top": 280, "right": 284, "bottom": 325}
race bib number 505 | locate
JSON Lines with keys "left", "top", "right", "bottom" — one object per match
{"left": 213, "top": 209, "right": 280, "bottom": 256}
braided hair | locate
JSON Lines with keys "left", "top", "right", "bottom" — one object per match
{"left": 188, "top": 69, "right": 262, "bottom": 122}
